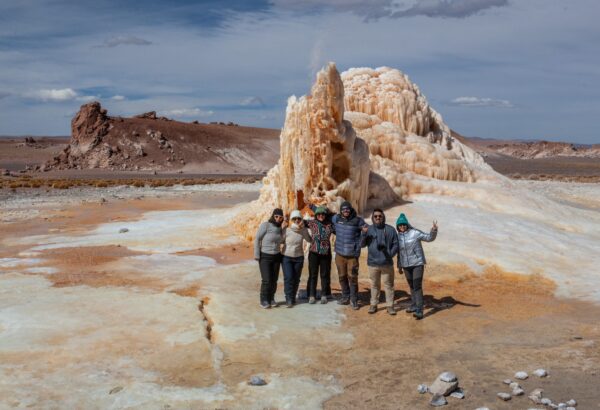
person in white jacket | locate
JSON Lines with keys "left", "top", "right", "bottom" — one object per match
{"left": 281, "top": 210, "right": 312, "bottom": 307}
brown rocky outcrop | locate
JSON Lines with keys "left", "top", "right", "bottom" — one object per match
{"left": 70, "top": 102, "right": 110, "bottom": 156}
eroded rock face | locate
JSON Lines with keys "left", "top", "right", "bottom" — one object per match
{"left": 70, "top": 102, "right": 110, "bottom": 156}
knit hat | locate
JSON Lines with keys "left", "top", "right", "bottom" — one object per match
{"left": 396, "top": 213, "right": 409, "bottom": 226}
{"left": 315, "top": 206, "right": 327, "bottom": 215}
{"left": 290, "top": 210, "right": 302, "bottom": 219}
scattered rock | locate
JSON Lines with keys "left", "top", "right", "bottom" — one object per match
{"left": 248, "top": 376, "right": 267, "bottom": 386}
{"left": 417, "top": 384, "right": 428, "bottom": 394}
{"left": 512, "top": 387, "right": 525, "bottom": 396}
{"left": 529, "top": 388, "right": 544, "bottom": 404}
{"left": 557, "top": 403, "right": 567, "bottom": 409}
{"left": 566, "top": 407, "right": 576, "bottom": 410}
{"left": 509, "top": 382, "right": 521, "bottom": 389}
{"left": 25, "top": 136, "right": 36, "bottom": 145}
{"left": 533, "top": 369, "right": 548, "bottom": 378}
{"left": 475, "top": 408, "right": 490, "bottom": 410}
{"left": 541, "top": 398, "right": 552, "bottom": 405}
{"left": 119, "top": 228, "right": 129, "bottom": 233}
{"left": 135, "top": 111, "right": 157, "bottom": 119}
{"left": 572, "top": 336, "right": 583, "bottom": 340}
{"left": 429, "top": 394, "right": 447, "bottom": 407}
{"left": 497, "top": 392, "right": 511, "bottom": 401}
{"left": 109, "top": 386, "right": 123, "bottom": 394}
{"left": 515, "top": 371, "right": 529, "bottom": 380}
{"left": 439, "top": 372, "right": 457, "bottom": 383}
{"left": 429, "top": 372, "right": 459, "bottom": 396}
{"left": 503, "top": 379, "right": 512, "bottom": 385}
{"left": 566, "top": 399, "right": 577, "bottom": 407}
{"left": 449, "top": 388, "right": 464, "bottom": 399}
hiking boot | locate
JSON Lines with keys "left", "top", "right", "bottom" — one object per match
{"left": 405, "top": 305, "right": 417, "bottom": 313}
{"left": 350, "top": 300, "right": 359, "bottom": 310}
{"left": 337, "top": 298, "right": 350, "bottom": 305}
{"left": 368, "top": 305, "right": 377, "bottom": 314}
{"left": 320, "top": 296, "right": 328, "bottom": 304}
{"left": 260, "top": 301, "right": 270, "bottom": 309}
{"left": 387, "top": 306, "right": 397, "bottom": 316}
{"left": 413, "top": 309, "right": 424, "bottom": 320}
{"left": 309, "top": 297, "right": 316, "bottom": 304}
{"left": 286, "top": 300, "right": 294, "bottom": 308}
{"left": 270, "top": 300, "right": 279, "bottom": 308}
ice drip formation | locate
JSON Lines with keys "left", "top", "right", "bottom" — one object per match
{"left": 239, "top": 63, "right": 493, "bottom": 238}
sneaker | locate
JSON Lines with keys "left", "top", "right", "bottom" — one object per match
{"left": 337, "top": 298, "right": 350, "bottom": 305}
{"left": 309, "top": 297, "right": 316, "bottom": 304}
{"left": 270, "top": 300, "right": 279, "bottom": 308}
{"left": 405, "top": 305, "right": 417, "bottom": 313}
{"left": 413, "top": 309, "right": 424, "bottom": 320}
{"left": 320, "top": 296, "right": 328, "bottom": 304}
{"left": 350, "top": 300, "right": 359, "bottom": 310}
{"left": 286, "top": 300, "right": 294, "bottom": 308}
{"left": 260, "top": 301, "right": 270, "bottom": 309}
{"left": 387, "top": 306, "right": 397, "bottom": 316}
{"left": 368, "top": 305, "right": 377, "bottom": 314}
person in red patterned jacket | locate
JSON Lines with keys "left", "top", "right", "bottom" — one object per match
{"left": 305, "top": 206, "right": 335, "bottom": 304}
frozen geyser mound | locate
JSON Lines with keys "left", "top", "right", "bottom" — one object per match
{"left": 342, "top": 66, "right": 493, "bottom": 198}
{"left": 238, "top": 63, "right": 495, "bottom": 238}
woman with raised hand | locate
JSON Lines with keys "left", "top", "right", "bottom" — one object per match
{"left": 281, "top": 210, "right": 312, "bottom": 308}
{"left": 305, "top": 206, "right": 335, "bottom": 304}
{"left": 396, "top": 213, "right": 438, "bottom": 320}
{"left": 254, "top": 208, "right": 285, "bottom": 309}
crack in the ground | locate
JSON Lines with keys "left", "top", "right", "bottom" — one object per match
{"left": 198, "top": 296, "right": 214, "bottom": 344}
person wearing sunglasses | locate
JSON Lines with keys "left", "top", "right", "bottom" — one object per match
{"left": 254, "top": 208, "right": 285, "bottom": 309}
{"left": 305, "top": 206, "right": 335, "bottom": 304}
{"left": 281, "top": 210, "right": 312, "bottom": 307}
{"left": 396, "top": 213, "right": 438, "bottom": 320}
{"left": 361, "top": 208, "right": 399, "bottom": 315}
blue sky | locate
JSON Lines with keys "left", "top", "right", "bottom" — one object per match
{"left": 0, "top": 0, "right": 599, "bottom": 143}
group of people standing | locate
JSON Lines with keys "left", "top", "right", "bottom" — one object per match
{"left": 254, "top": 201, "right": 438, "bottom": 319}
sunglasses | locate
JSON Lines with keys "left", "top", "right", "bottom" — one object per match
{"left": 292, "top": 217, "right": 302, "bottom": 221}
{"left": 373, "top": 214, "right": 383, "bottom": 219}
{"left": 316, "top": 213, "right": 326, "bottom": 217}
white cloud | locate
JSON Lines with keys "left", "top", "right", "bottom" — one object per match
{"left": 240, "top": 96, "right": 265, "bottom": 107}
{"left": 391, "top": 0, "right": 509, "bottom": 19}
{"left": 27, "top": 88, "right": 78, "bottom": 102}
{"left": 450, "top": 96, "right": 514, "bottom": 108}
{"left": 95, "top": 35, "right": 152, "bottom": 48}
{"left": 111, "top": 95, "right": 126, "bottom": 101}
{"left": 0, "top": 91, "right": 11, "bottom": 99}
{"left": 76, "top": 95, "right": 98, "bottom": 102}
{"left": 161, "top": 108, "right": 214, "bottom": 118}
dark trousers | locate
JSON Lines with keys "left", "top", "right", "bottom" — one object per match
{"left": 403, "top": 265, "right": 424, "bottom": 310}
{"left": 307, "top": 252, "right": 332, "bottom": 298}
{"left": 259, "top": 252, "right": 282, "bottom": 303}
{"left": 282, "top": 255, "right": 304, "bottom": 303}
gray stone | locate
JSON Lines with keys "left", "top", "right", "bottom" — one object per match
{"left": 566, "top": 408, "right": 576, "bottom": 410}
{"left": 449, "top": 388, "right": 464, "bottom": 399}
{"left": 503, "top": 378, "right": 512, "bottom": 385}
{"left": 509, "top": 382, "right": 521, "bottom": 390}
{"left": 566, "top": 399, "right": 577, "bottom": 407}
{"left": 439, "top": 371, "right": 457, "bottom": 383}
{"left": 248, "top": 376, "right": 267, "bottom": 386}
{"left": 429, "top": 378, "right": 459, "bottom": 396}
{"left": 497, "top": 392, "right": 512, "bottom": 401}
{"left": 533, "top": 368, "right": 548, "bottom": 378}
{"left": 515, "top": 371, "right": 529, "bottom": 380}
{"left": 119, "top": 228, "right": 129, "bottom": 233}
{"left": 512, "top": 387, "right": 525, "bottom": 396}
{"left": 430, "top": 394, "right": 447, "bottom": 407}
{"left": 541, "top": 398, "right": 552, "bottom": 405}
{"left": 529, "top": 388, "right": 544, "bottom": 404}
{"left": 418, "top": 384, "right": 428, "bottom": 394}
{"left": 557, "top": 404, "right": 567, "bottom": 409}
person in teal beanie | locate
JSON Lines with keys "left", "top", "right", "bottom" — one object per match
{"left": 396, "top": 213, "right": 438, "bottom": 320}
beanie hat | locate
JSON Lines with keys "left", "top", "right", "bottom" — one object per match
{"left": 340, "top": 201, "right": 352, "bottom": 211}
{"left": 290, "top": 210, "right": 302, "bottom": 219}
{"left": 396, "top": 213, "right": 409, "bottom": 226}
{"left": 315, "top": 206, "right": 327, "bottom": 215}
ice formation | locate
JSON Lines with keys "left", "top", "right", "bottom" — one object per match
{"left": 239, "top": 63, "right": 494, "bottom": 238}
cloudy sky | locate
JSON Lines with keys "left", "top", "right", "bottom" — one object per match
{"left": 0, "top": 0, "right": 598, "bottom": 143}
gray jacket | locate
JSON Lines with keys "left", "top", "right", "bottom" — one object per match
{"left": 254, "top": 222, "right": 283, "bottom": 259}
{"left": 397, "top": 227, "right": 437, "bottom": 268}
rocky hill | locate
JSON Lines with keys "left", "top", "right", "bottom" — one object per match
{"left": 46, "top": 102, "right": 280, "bottom": 174}
{"left": 464, "top": 137, "right": 600, "bottom": 159}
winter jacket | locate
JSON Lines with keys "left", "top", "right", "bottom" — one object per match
{"left": 361, "top": 212, "right": 399, "bottom": 267}
{"left": 332, "top": 208, "right": 366, "bottom": 258}
{"left": 254, "top": 222, "right": 283, "bottom": 259}
{"left": 306, "top": 219, "right": 335, "bottom": 255}
{"left": 282, "top": 224, "right": 312, "bottom": 258}
{"left": 397, "top": 227, "right": 437, "bottom": 268}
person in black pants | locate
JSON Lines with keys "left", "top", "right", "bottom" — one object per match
{"left": 305, "top": 206, "right": 335, "bottom": 304}
{"left": 254, "top": 208, "right": 285, "bottom": 309}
